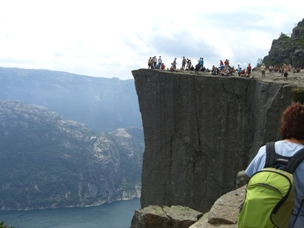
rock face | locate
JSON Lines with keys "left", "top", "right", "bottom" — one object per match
{"left": 263, "top": 18, "right": 304, "bottom": 68}
{"left": 132, "top": 69, "right": 296, "bottom": 213}
{"left": 0, "top": 100, "right": 144, "bottom": 210}
{"left": 291, "top": 18, "right": 304, "bottom": 40}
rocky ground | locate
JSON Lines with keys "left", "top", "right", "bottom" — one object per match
{"left": 224, "top": 69, "right": 304, "bottom": 87}
{"left": 248, "top": 69, "right": 304, "bottom": 86}
{"left": 160, "top": 68, "right": 304, "bottom": 87}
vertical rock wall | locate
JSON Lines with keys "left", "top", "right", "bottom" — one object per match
{"left": 132, "top": 69, "right": 293, "bottom": 212}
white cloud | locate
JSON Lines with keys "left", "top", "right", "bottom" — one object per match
{"left": 0, "top": 0, "right": 303, "bottom": 79}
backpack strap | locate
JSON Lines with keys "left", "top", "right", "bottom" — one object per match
{"left": 264, "top": 142, "right": 276, "bottom": 168}
{"left": 285, "top": 148, "right": 304, "bottom": 173}
{"left": 265, "top": 141, "right": 304, "bottom": 173}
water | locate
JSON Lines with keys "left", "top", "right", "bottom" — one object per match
{"left": 0, "top": 198, "right": 140, "bottom": 228}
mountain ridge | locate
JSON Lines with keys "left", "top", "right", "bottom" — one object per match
{"left": 0, "top": 100, "right": 143, "bottom": 210}
{"left": 0, "top": 66, "right": 141, "bottom": 132}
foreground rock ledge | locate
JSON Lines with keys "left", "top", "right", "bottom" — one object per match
{"left": 130, "top": 185, "right": 246, "bottom": 228}
{"left": 130, "top": 205, "right": 203, "bottom": 228}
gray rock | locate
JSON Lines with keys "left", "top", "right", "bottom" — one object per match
{"left": 130, "top": 205, "right": 203, "bottom": 228}
{"left": 263, "top": 18, "right": 304, "bottom": 68}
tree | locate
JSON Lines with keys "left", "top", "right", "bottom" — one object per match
{"left": 0, "top": 221, "right": 14, "bottom": 228}
{"left": 256, "top": 58, "right": 263, "bottom": 67}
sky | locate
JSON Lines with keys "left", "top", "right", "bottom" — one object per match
{"left": 0, "top": 0, "right": 303, "bottom": 80}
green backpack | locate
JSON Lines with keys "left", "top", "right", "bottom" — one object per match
{"left": 238, "top": 142, "right": 304, "bottom": 228}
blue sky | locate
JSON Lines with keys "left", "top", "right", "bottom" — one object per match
{"left": 0, "top": 0, "right": 303, "bottom": 80}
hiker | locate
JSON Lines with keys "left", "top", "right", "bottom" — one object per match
{"left": 224, "top": 59, "right": 229, "bottom": 70}
{"left": 148, "top": 57, "right": 152, "bottom": 69}
{"left": 237, "top": 64, "right": 241, "bottom": 76}
{"left": 199, "top": 58, "right": 204, "bottom": 71}
{"left": 243, "top": 103, "right": 304, "bottom": 227}
{"left": 246, "top": 63, "right": 252, "bottom": 76}
{"left": 172, "top": 58, "right": 177, "bottom": 70}
{"left": 153, "top": 56, "right": 157, "bottom": 68}
{"left": 219, "top": 60, "right": 224, "bottom": 70}
{"left": 182, "top": 56, "right": 186, "bottom": 69}
{"left": 195, "top": 60, "right": 200, "bottom": 73}
{"left": 260, "top": 63, "right": 266, "bottom": 78}
{"left": 284, "top": 65, "right": 289, "bottom": 81}
{"left": 240, "top": 68, "right": 246, "bottom": 77}
{"left": 211, "top": 65, "right": 218, "bottom": 75}
{"left": 157, "top": 56, "right": 162, "bottom": 69}
{"left": 161, "top": 63, "right": 165, "bottom": 70}
{"left": 186, "top": 59, "right": 191, "bottom": 70}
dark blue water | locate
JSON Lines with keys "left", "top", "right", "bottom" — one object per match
{"left": 0, "top": 198, "right": 140, "bottom": 228}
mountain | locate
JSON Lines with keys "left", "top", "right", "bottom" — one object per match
{"left": 0, "top": 67, "right": 141, "bottom": 132}
{"left": 263, "top": 18, "right": 304, "bottom": 68}
{"left": 0, "top": 100, "right": 143, "bottom": 210}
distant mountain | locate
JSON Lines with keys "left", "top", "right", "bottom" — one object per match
{"left": 0, "top": 100, "right": 143, "bottom": 210}
{"left": 0, "top": 67, "right": 141, "bottom": 132}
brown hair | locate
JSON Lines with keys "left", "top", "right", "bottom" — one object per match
{"left": 280, "top": 103, "right": 304, "bottom": 140}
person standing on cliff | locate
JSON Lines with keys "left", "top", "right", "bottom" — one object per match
{"left": 260, "top": 63, "right": 266, "bottom": 78}
{"left": 173, "top": 58, "right": 177, "bottom": 70}
{"left": 237, "top": 64, "right": 241, "bottom": 76}
{"left": 158, "top": 56, "right": 162, "bottom": 69}
{"left": 148, "top": 57, "right": 152, "bottom": 69}
{"left": 246, "top": 63, "right": 252, "bottom": 76}
{"left": 182, "top": 56, "right": 186, "bottom": 70}
{"left": 284, "top": 64, "right": 289, "bottom": 81}
{"left": 199, "top": 58, "right": 204, "bottom": 71}
{"left": 153, "top": 56, "right": 157, "bottom": 68}
{"left": 243, "top": 103, "right": 304, "bottom": 227}
{"left": 224, "top": 59, "right": 229, "bottom": 70}
{"left": 220, "top": 60, "right": 224, "bottom": 70}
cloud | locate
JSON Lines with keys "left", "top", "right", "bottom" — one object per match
{"left": 0, "top": 0, "right": 303, "bottom": 79}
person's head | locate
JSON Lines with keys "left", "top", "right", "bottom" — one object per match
{"left": 280, "top": 103, "right": 304, "bottom": 140}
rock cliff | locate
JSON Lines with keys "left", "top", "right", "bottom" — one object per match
{"left": 132, "top": 69, "right": 298, "bottom": 214}
{"left": 263, "top": 18, "right": 304, "bottom": 68}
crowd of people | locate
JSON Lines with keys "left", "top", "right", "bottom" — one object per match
{"left": 256, "top": 63, "right": 302, "bottom": 81}
{"left": 147, "top": 56, "right": 301, "bottom": 80}
{"left": 147, "top": 56, "right": 251, "bottom": 77}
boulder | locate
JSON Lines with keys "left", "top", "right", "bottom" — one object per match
{"left": 130, "top": 205, "right": 203, "bottom": 228}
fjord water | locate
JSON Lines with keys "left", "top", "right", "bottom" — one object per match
{"left": 0, "top": 198, "right": 140, "bottom": 228}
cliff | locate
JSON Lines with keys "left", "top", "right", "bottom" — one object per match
{"left": 263, "top": 18, "right": 304, "bottom": 68}
{"left": 132, "top": 69, "right": 301, "bottom": 214}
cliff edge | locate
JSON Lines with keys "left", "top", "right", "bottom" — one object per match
{"left": 132, "top": 69, "right": 304, "bottom": 213}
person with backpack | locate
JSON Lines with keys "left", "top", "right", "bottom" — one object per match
{"left": 238, "top": 103, "right": 304, "bottom": 228}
